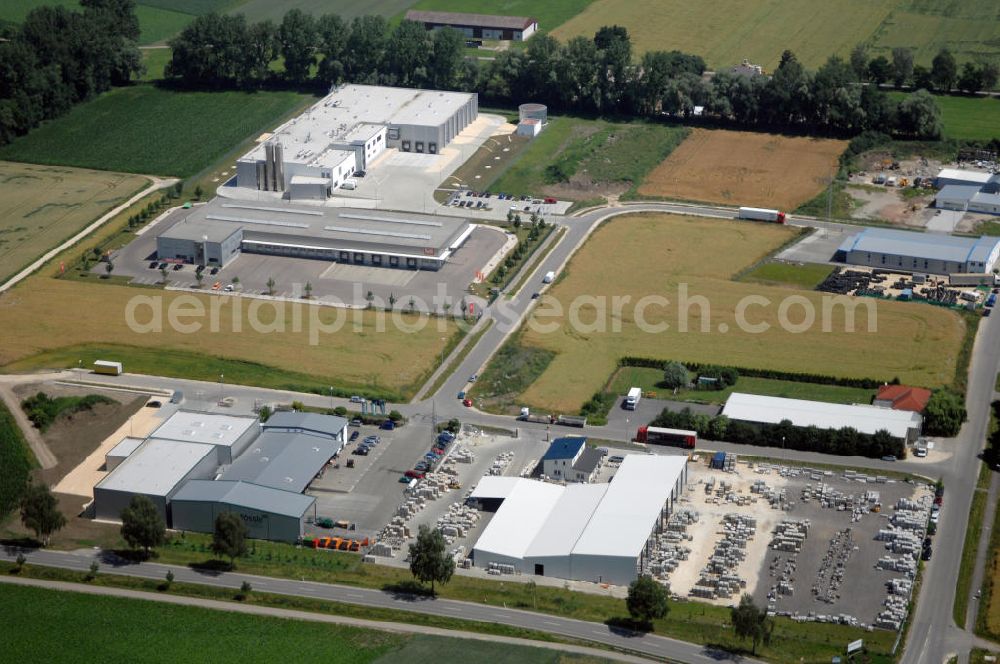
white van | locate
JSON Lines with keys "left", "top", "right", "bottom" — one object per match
{"left": 542, "top": 271, "right": 555, "bottom": 284}
{"left": 340, "top": 179, "right": 358, "bottom": 190}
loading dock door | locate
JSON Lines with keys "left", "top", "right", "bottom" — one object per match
{"left": 534, "top": 563, "right": 544, "bottom": 576}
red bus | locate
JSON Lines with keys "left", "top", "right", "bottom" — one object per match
{"left": 635, "top": 426, "right": 697, "bottom": 449}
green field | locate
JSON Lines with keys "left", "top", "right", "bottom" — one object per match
{"left": 227, "top": 0, "right": 418, "bottom": 22}
{"left": 888, "top": 92, "right": 1000, "bottom": 141}
{"left": 740, "top": 261, "right": 834, "bottom": 290}
{"left": 0, "top": 583, "right": 608, "bottom": 664}
{"left": 141, "top": 48, "right": 173, "bottom": 81}
{"left": 608, "top": 366, "right": 877, "bottom": 406}
{"left": 479, "top": 213, "right": 964, "bottom": 414}
{"left": 552, "top": 0, "right": 1000, "bottom": 69}
{"left": 0, "top": 85, "right": 313, "bottom": 177}
{"left": 489, "top": 116, "right": 688, "bottom": 200}
{"left": 405, "top": 0, "right": 593, "bottom": 33}
{"left": 0, "top": 161, "right": 147, "bottom": 284}
{"left": 0, "top": 0, "right": 206, "bottom": 45}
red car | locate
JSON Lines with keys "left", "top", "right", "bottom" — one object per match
{"left": 543, "top": 197, "right": 557, "bottom": 204}
{"left": 462, "top": 398, "right": 473, "bottom": 407}
{"left": 404, "top": 470, "right": 425, "bottom": 479}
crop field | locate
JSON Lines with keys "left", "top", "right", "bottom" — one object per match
{"left": 551, "top": 0, "right": 898, "bottom": 68}
{"left": 0, "top": 275, "right": 458, "bottom": 400}
{"left": 870, "top": 0, "right": 1000, "bottom": 66}
{"left": 0, "top": 0, "right": 207, "bottom": 44}
{"left": 404, "top": 0, "right": 594, "bottom": 33}
{"left": 0, "top": 162, "right": 147, "bottom": 285}
{"left": 550, "top": 0, "right": 1000, "bottom": 69}
{"left": 490, "top": 116, "right": 688, "bottom": 200}
{"left": 228, "top": 0, "right": 417, "bottom": 22}
{"left": 637, "top": 129, "right": 846, "bottom": 211}
{"left": 507, "top": 213, "right": 963, "bottom": 413}
{"left": 0, "top": 85, "right": 313, "bottom": 177}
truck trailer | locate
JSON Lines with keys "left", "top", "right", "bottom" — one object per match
{"left": 624, "top": 387, "right": 641, "bottom": 410}
{"left": 93, "top": 360, "right": 122, "bottom": 376}
{"left": 519, "top": 407, "right": 554, "bottom": 424}
{"left": 636, "top": 425, "right": 696, "bottom": 448}
{"left": 738, "top": 207, "right": 786, "bottom": 224}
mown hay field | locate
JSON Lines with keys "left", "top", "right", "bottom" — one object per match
{"left": 0, "top": 161, "right": 147, "bottom": 284}
{"left": 515, "top": 213, "right": 964, "bottom": 413}
{"left": 637, "top": 129, "right": 846, "bottom": 211}
{"left": 0, "top": 276, "right": 458, "bottom": 399}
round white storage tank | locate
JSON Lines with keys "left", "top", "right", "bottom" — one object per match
{"left": 518, "top": 103, "right": 548, "bottom": 125}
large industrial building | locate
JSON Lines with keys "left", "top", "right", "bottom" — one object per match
{"left": 92, "top": 410, "right": 347, "bottom": 542}
{"left": 933, "top": 168, "right": 1000, "bottom": 215}
{"left": 471, "top": 455, "right": 688, "bottom": 585}
{"left": 405, "top": 10, "right": 537, "bottom": 41}
{"left": 156, "top": 199, "right": 474, "bottom": 270}
{"left": 235, "top": 84, "right": 478, "bottom": 198}
{"left": 721, "top": 393, "right": 923, "bottom": 443}
{"left": 836, "top": 227, "right": 1000, "bottom": 275}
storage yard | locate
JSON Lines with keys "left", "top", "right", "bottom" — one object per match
{"left": 636, "top": 129, "right": 846, "bottom": 210}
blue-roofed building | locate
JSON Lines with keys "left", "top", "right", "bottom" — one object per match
{"left": 171, "top": 480, "right": 315, "bottom": 542}
{"left": 542, "top": 437, "right": 602, "bottom": 483}
{"left": 836, "top": 228, "right": 1000, "bottom": 275}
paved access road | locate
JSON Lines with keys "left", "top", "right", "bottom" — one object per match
{"left": 0, "top": 546, "right": 758, "bottom": 664}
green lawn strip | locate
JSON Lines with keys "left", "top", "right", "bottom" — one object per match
{"left": 608, "top": 366, "right": 876, "bottom": 406}
{"left": 0, "top": 578, "right": 403, "bottom": 663}
{"left": 739, "top": 261, "right": 834, "bottom": 290}
{"left": 468, "top": 329, "right": 555, "bottom": 414}
{"left": 19, "top": 392, "right": 114, "bottom": 432}
{"left": 954, "top": 311, "right": 982, "bottom": 394}
{"left": 424, "top": 319, "right": 494, "bottom": 400}
{"left": 0, "top": 400, "right": 36, "bottom": 519}
{"left": 504, "top": 225, "right": 565, "bottom": 299}
{"left": 0, "top": 85, "right": 313, "bottom": 177}
{"left": 955, "top": 462, "right": 991, "bottom": 628}
{"left": 470, "top": 223, "right": 555, "bottom": 301}
{"left": 140, "top": 48, "right": 173, "bottom": 81}
{"left": 135, "top": 4, "right": 195, "bottom": 45}
{"left": 2, "top": 344, "right": 411, "bottom": 402}
{"left": 117, "top": 532, "right": 889, "bottom": 663}
{"left": 566, "top": 197, "right": 608, "bottom": 214}
{"left": 402, "top": 0, "right": 594, "bottom": 36}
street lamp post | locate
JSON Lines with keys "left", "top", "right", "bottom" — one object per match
{"left": 219, "top": 373, "right": 224, "bottom": 402}
{"left": 330, "top": 386, "right": 334, "bottom": 410}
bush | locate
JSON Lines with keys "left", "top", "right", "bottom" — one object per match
{"left": 387, "top": 410, "right": 403, "bottom": 422}
{"left": 661, "top": 361, "right": 689, "bottom": 389}
{"left": 923, "top": 389, "right": 966, "bottom": 437}
{"left": 333, "top": 406, "right": 348, "bottom": 417}
{"left": 618, "top": 356, "right": 883, "bottom": 389}
{"left": 20, "top": 392, "right": 113, "bottom": 432}
{"left": 579, "top": 391, "right": 616, "bottom": 425}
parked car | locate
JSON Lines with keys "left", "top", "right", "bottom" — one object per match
{"left": 398, "top": 475, "right": 412, "bottom": 483}
{"left": 922, "top": 546, "right": 932, "bottom": 561}
{"left": 462, "top": 398, "right": 473, "bottom": 407}
{"left": 415, "top": 461, "right": 430, "bottom": 472}
{"left": 363, "top": 435, "right": 380, "bottom": 445}
{"left": 223, "top": 284, "right": 234, "bottom": 292}
{"left": 210, "top": 267, "right": 219, "bottom": 275}
{"left": 881, "top": 455, "right": 897, "bottom": 462}
{"left": 350, "top": 418, "right": 362, "bottom": 427}
{"left": 353, "top": 446, "right": 370, "bottom": 456}
{"left": 457, "top": 391, "right": 466, "bottom": 400}
{"left": 145, "top": 400, "right": 162, "bottom": 408}
{"left": 468, "top": 374, "right": 477, "bottom": 383}
{"left": 172, "top": 263, "right": 183, "bottom": 271}
{"left": 404, "top": 470, "right": 425, "bottom": 479}
{"left": 349, "top": 431, "right": 359, "bottom": 442}
{"left": 544, "top": 197, "right": 557, "bottom": 204}
{"left": 158, "top": 262, "right": 167, "bottom": 270}
{"left": 149, "top": 260, "right": 159, "bottom": 269}
{"left": 531, "top": 292, "right": 540, "bottom": 299}
{"left": 380, "top": 419, "right": 395, "bottom": 430}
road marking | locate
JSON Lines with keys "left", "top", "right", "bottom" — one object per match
{"left": 543, "top": 620, "right": 559, "bottom": 626}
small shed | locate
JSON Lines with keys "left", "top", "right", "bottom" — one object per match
{"left": 710, "top": 451, "right": 726, "bottom": 470}
{"left": 516, "top": 118, "right": 542, "bottom": 137}
{"left": 105, "top": 436, "right": 144, "bottom": 472}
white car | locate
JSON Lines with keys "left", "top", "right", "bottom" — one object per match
{"left": 913, "top": 447, "right": 928, "bottom": 457}
{"left": 350, "top": 395, "right": 364, "bottom": 403}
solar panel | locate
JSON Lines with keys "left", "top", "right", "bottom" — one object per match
{"left": 206, "top": 214, "right": 309, "bottom": 229}
{"left": 323, "top": 225, "right": 431, "bottom": 241}
{"left": 221, "top": 204, "right": 323, "bottom": 217}
{"left": 339, "top": 213, "right": 442, "bottom": 228}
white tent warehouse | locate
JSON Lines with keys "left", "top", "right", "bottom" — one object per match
{"left": 471, "top": 455, "right": 689, "bottom": 585}
{"left": 721, "top": 393, "right": 922, "bottom": 443}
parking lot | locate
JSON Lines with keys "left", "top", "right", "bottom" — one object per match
{"left": 106, "top": 209, "right": 509, "bottom": 311}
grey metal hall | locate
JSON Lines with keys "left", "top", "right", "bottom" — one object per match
{"left": 170, "top": 480, "right": 315, "bottom": 542}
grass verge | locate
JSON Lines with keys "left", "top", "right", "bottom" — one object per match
{"left": 505, "top": 226, "right": 566, "bottom": 299}
{"left": 424, "top": 319, "right": 494, "bottom": 400}
{"left": 739, "top": 261, "right": 834, "bottom": 290}
{"left": 0, "top": 400, "right": 35, "bottom": 519}
{"left": 955, "top": 462, "right": 991, "bottom": 628}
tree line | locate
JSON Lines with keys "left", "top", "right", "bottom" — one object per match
{"left": 165, "top": 14, "right": 948, "bottom": 139}
{"left": 0, "top": 0, "right": 143, "bottom": 145}
{"left": 651, "top": 406, "right": 906, "bottom": 459}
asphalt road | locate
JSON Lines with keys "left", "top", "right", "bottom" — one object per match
{"left": 0, "top": 546, "right": 759, "bottom": 664}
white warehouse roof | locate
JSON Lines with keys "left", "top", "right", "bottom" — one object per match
{"left": 469, "top": 476, "right": 524, "bottom": 500}
{"left": 722, "top": 392, "right": 921, "bottom": 439}
{"left": 473, "top": 455, "right": 687, "bottom": 565}
{"left": 472, "top": 480, "right": 563, "bottom": 561}
{"left": 572, "top": 455, "right": 686, "bottom": 558}
{"left": 95, "top": 439, "right": 215, "bottom": 497}
{"left": 936, "top": 168, "right": 994, "bottom": 185}
{"left": 525, "top": 483, "right": 608, "bottom": 559}
{"left": 151, "top": 411, "right": 258, "bottom": 450}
